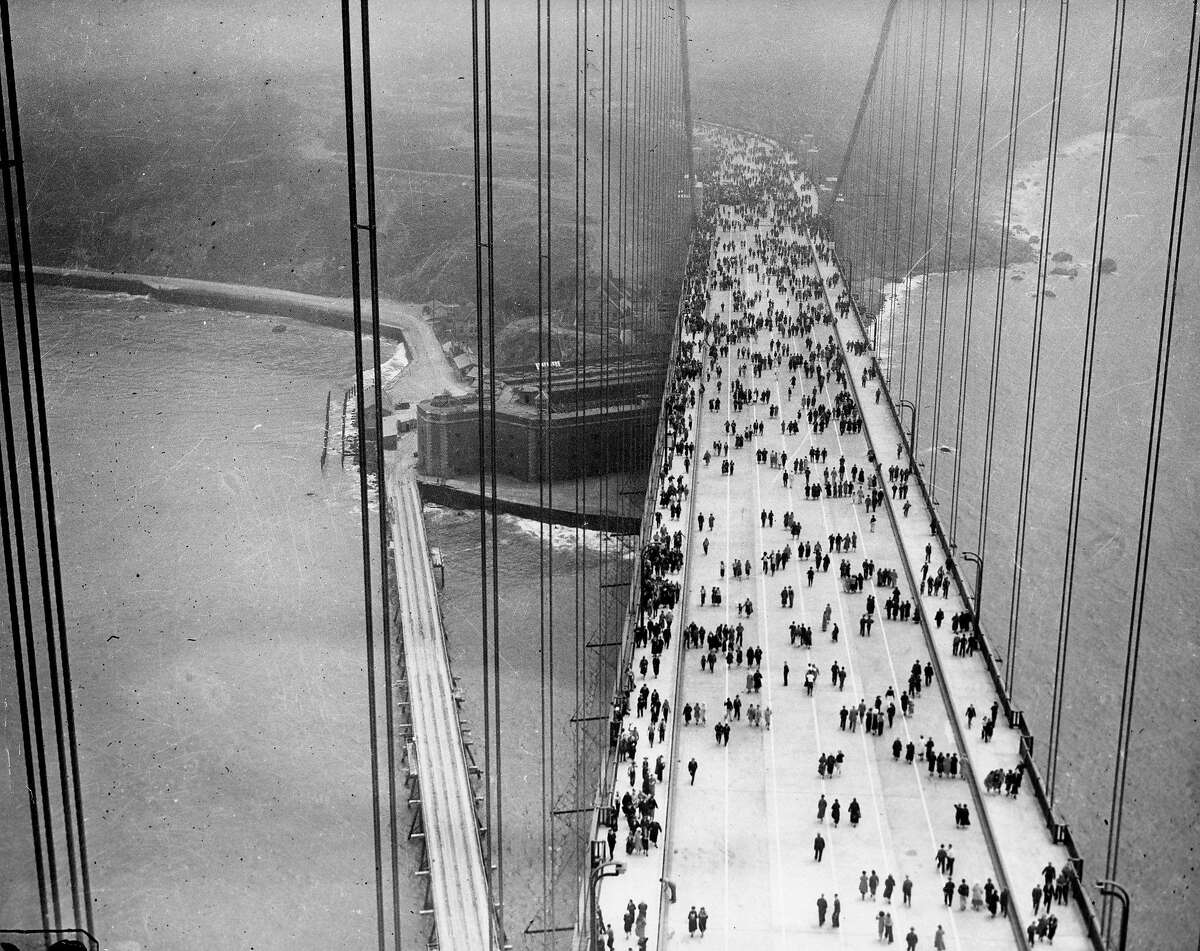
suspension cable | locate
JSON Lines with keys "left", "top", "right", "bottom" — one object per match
{"left": 536, "top": 0, "right": 552, "bottom": 940}
{"left": 949, "top": 0, "right": 997, "bottom": 545}
{"left": 1046, "top": 0, "right": 1128, "bottom": 806}
{"left": 0, "top": 6, "right": 94, "bottom": 926}
{"left": 976, "top": 0, "right": 1027, "bottom": 583}
{"left": 1006, "top": 0, "right": 1070, "bottom": 701}
{"left": 928, "top": 0, "right": 969, "bottom": 503}
{"left": 898, "top": 0, "right": 932, "bottom": 406}
{"left": 911, "top": 0, "right": 949, "bottom": 457}
{"left": 885, "top": 0, "right": 914, "bottom": 381}
{"left": 1100, "top": 5, "right": 1196, "bottom": 941}
{"left": 338, "top": 2, "right": 387, "bottom": 946}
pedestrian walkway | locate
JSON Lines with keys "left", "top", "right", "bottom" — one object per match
{"left": 594, "top": 129, "right": 1094, "bottom": 951}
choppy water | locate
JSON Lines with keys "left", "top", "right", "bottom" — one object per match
{"left": 2, "top": 288, "right": 384, "bottom": 950}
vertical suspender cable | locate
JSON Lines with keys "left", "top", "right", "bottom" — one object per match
{"left": 1101, "top": 9, "right": 1196, "bottom": 936}
{"left": 1046, "top": 0, "right": 1127, "bottom": 806}
{"left": 0, "top": 5, "right": 94, "bottom": 927}
{"left": 481, "top": 0, "right": 505, "bottom": 927}
{"left": 572, "top": 0, "right": 585, "bottom": 874}
{"left": 949, "top": 0, "right": 997, "bottom": 546}
{"left": 911, "top": 0, "right": 949, "bottom": 457}
{"left": 356, "top": 5, "right": 402, "bottom": 942}
{"left": 0, "top": 308, "right": 51, "bottom": 935}
{"left": 928, "top": 0, "right": 969, "bottom": 500}
{"left": 469, "top": 0, "right": 499, "bottom": 940}
{"left": 535, "top": 0, "right": 552, "bottom": 940}
{"left": 884, "top": 3, "right": 910, "bottom": 379}
{"left": 976, "top": 0, "right": 1027, "bottom": 579}
{"left": 338, "top": 3, "right": 387, "bottom": 947}
{"left": 898, "top": 0, "right": 932, "bottom": 405}
{"left": 1006, "top": 0, "right": 1070, "bottom": 702}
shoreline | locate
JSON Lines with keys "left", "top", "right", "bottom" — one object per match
{"left": 10, "top": 263, "right": 413, "bottom": 338}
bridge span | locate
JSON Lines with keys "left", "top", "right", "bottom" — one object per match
{"left": 589, "top": 131, "right": 1098, "bottom": 951}
{"left": 387, "top": 475, "right": 501, "bottom": 950}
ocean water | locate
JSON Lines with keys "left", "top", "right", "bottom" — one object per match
{"left": 2, "top": 287, "right": 397, "bottom": 951}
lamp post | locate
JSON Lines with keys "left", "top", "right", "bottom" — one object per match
{"left": 961, "top": 551, "right": 983, "bottom": 652}
{"left": 896, "top": 399, "right": 916, "bottom": 456}
{"left": 588, "top": 859, "right": 626, "bottom": 949}
{"left": 1095, "top": 880, "right": 1130, "bottom": 951}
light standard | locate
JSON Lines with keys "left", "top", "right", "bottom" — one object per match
{"left": 961, "top": 551, "right": 983, "bottom": 649}
{"left": 895, "top": 399, "right": 916, "bottom": 455}
{"left": 588, "top": 859, "right": 626, "bottom": 949}
{"left": 1095, "top": 879, "right": 1130, "bottom": 951}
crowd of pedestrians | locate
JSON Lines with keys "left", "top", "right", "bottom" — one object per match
{"left": 595, "top": 130, "right": 1074, "bottom": 950}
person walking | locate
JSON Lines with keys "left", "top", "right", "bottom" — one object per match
{"left": 697, "top": 906, "right": 708, "bottom": 937}
{"left": 687, "top": 907, "right": 698, "bottom": 938}
{"left": 814, "top": 833, "right": 826, "bottom": 862}
{"left": 832, "top": 894, "right": 841, "bottom": 928}
{"left": 869, "top": 870, "right": 880, "bottom": 901}
{"left": 817, "top": 794, "right": 827, "bottom": 822}
{"left": 688, "top": 757, "right": 698, "bottom": 785}
{"left": 817, "top": 894, "right": 828, "bottom": 927}
{"left": 905, "top": 926, "right": 919, "bottom": 950}
{"left": 933, "top": 925, "right": 946, "bottom": 950}
{"left": 859, "top": 871, "right": 870, "bottom": 901}
{"left": 902, "top": 875, "right": 913, "bottom": 906}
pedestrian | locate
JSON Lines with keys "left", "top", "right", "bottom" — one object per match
{"left": 905, "top": 926, "right": 919, "bottom": 950}
{"left": 688, "top": 757, "right": 698, "bottom": 785}
{"left": 698, "top": 906, "right": 708, "bottom": 937}
{"left": 814, "top": 833, "right": 826, "bottom": 862}
{"left": 869, "top": 870, "right": 879, "bottom": 900}
{"left": 859, "top": 871, "right": 870, "bottom": 901}
{"left": 783, "top": 662, "right": 790, "bottom": 686}
{"left": 877, "top": 911, "right": 887, "bottom": 941}
{"left": 902, "top": 875, "right": 913, "bottom": 906}
{"left": 883, "top": 873, "right": 895, "bottom": 903}
{"left": 817, "top": 794, "right": 827, "bottom": 822}
{"left": 832, "top": 894, "right": 841, "bottom": 928}
{"left": 884, "top": 912, "right": 894, "bottom": 943}
{"left": 817, "top": 894, "right": 828, "bottom": 927}
{"left": 687, "top": 906, "right": 698, "bottom": 937}
{"left": 958, "top": 879, "right": 969, "bottom": 910}
{"left": 933, "top": 925, "right": 946, "bottom": 951}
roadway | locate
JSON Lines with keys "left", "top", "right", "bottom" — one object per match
{"left": 594, "top": 131, "right": 1093, "bottom": 951}
{"left": 388, "top": 475, "right": 498, "bottom": 950}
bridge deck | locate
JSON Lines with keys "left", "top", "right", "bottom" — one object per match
{"left": 389, "top": 476, "right": 498, "bottom": 951}
{"left": 595, "top": 138, "right": 1093, "bottom": 950}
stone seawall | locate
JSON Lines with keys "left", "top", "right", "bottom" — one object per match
{"left": 6, "top": 264, "right": 409, "bottom": 341}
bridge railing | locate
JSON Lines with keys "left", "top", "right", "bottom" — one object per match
{"left": 822, "top": 236, "right": 1107, "bottom": 951}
